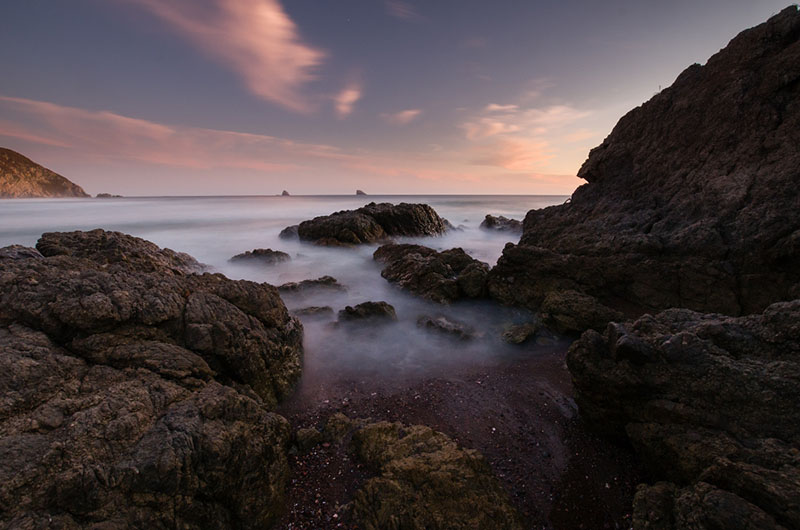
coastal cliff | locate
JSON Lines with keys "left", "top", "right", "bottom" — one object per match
{"left": 0, "top": 148, "right": 89, "bottom": 198}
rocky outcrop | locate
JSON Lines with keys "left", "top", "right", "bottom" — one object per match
{"left": 0, "top": 230, "right": 303, "bottom": 528}
{"left": 281, "top": 190, "right": 290, "bottom": 196}
{"left": 480, "top": 215, "right": 522, "bottom": 233}
{"left": 374, "top": 243, "right": 489, "bottom": 303}
{"left": 284, "top": 202, "right": 450, "bottom": 246}
{"left": 1, "top": 148, "right": 89, "bottom": 198}
{"left": 501, "top": 321, "right": 540, "bottom": 344}
{"left": 540, "top": 290, "right": 623, "bottom": 334}
{"left": 417, "top": 315, "right": 477, "bottom": 340}
{"left": 338, "top": 301, "right": 397, "bottom": 322}
{"left": 567, "top": 300, "right": 800, "bottom": 529}
{"left": 277, "top": 275, "right": 346, "bottom": 293}
{"left": 95, "top": 193, "right": 123, "bottom": 198}
{"left": 489, "top": 7, "right": 800, "bottom": 318}
{"left": 229, "top": 248, "right": 291, "bottom": 265}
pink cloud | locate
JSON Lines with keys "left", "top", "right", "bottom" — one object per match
{"left": 380, "top": 109, "right": 422, "bottom": 125}
{"left": 470, "top": 137, "right": 553, "bottom": 171}
{"left": 385, "top": 1, "right": 424, "bottom": 21}
{"left": 121, "top": 0, "right": 326, "bottom": 112}
{"left": 333, "top": 82, "right": 363, "bottom": 118}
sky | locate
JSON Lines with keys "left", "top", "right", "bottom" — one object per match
{"left": 0, "top": 1, "right": 793, "bottom": 196}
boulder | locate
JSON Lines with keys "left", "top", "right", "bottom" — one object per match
{"left": 480, "top": 214, "right": 522, "bottom": 233}
{"left": 286, "top": 202, "right": 450, "bottom": 246}
{"left": 291, "top": 306, "right": 335, "bottom": 319}
{"left": 229, "top": 248, "right": 291, "bottom": 265}
{"left": 278, "top": 275, "right": 346, "bottom": 293}
{"left": 417, "top": 315, "right": 477, "bottom": 340}
{"left": 567, "top": 299, "right": 800, "bottom": 529}
{"left": 0, "top": 230, "right": 304, "bottom": 528}
{"left": 501, "top": 321, "right": 540, "bottom": 344}
{"left": 540, "top": 290, "right": 624, "bottom": 334}
{"left": 338, "top": 301, "right": 397, "bottom": 322}
{"left": 489, "top": 7, "right": 800, "bottom": 317}
{"left": 350, "top": 420, "right": 523, "bottom": 530}
{"left": 279, "top": 224, "right": 299, "bottom": 240}
{"left": 374, "top": 243, "right": 489, "bottom": 303}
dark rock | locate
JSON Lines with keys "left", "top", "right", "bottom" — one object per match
{"left": 350, "top": 420, "right": 524, "bottom": 529}
{"left": 417, "top": 315, "right": 477, "bottom": 340}
{"left": 281, "top": 190, "right": 290, "bottom": 196}
{"left": 279, "top": 224, "right": 299, "bottom": 239}
{"left": 277, "top": 275, "right": 346, "bottom": 293}
{"left": 0, "top": 147, "right": 89, "bottom": 198}
{"left": 489, "top": 7, "right": 800, "bottom": 317}
{"left": 0, "top": 244, "right": 44, "bottom": 261}
{"left": 356, "top": 189, "right": 367, "bottom": 196}
{"left": 229, "top": 248, "right": 291, "bottom": 265}
{"left": 480, "top": 214, "right": 522, "bottom": 233}
{"left": 291, "top": 306, "right": 335, "bottom": 319}
{"left": 338, "top": 301, "right": 397, "bottom": 322}
{"left": 0, "top": 229, "right": 304, "bottom": 528}
{"left": 374, "top": 243, "right": 489, "bottom": 303}
{"left": 295, "top": 427, "right": 323, "bottom": 452}
{"left": 540, "top": 290, "right": 624, "bottom": 334}
{"left": 567, "top": 299, "right": 800, "bottom": 529}
{"left": 288, "top": 202, "right": 449, "bottom": 246}
{"left": 501, "top": 321, "right": 540, "bottom": 344}
{"left": 95, "top": 193, "right": 123, "bottom": 198}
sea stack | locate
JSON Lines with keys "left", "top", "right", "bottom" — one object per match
{"left": 281, "top": 190, "right": 291, "bottom": 196}
{"left": 0, "top": 148, "right": 89, "bottom": 198}
{"left": 356, "top": 189, "right": 367, "bottom": 196}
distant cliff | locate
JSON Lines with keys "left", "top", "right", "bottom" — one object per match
{"left": 0, "top": 148, "right": 89, "bottom": 198}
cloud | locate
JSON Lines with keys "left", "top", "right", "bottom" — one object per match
{"left": 334, "top": 82, "right": 362, "bottom": 118}
{"left": 122, "top": 0, "right": 325, "bottom": 112}
{"left": 381, "top": 109, "right": 422, "bottom": 125}
{"left": 485, "top": 103, "right": 518, "bottom": 112}
{"left": 385, "top": 1, "right": 424, "bottom": 21}
{"left": 470, "top": 137, "right": 552, "bottom": 171}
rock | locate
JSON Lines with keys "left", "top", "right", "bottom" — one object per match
{"left": 489, "top": 7, "right": 800, "bottom": 317}
{"left": 229, "top": 248, "right": 291, "bottom": 265}
{"left": 374, "top": 243, "right": 489, "bottom": 303}
{"left": 323, "top": 412, "right": 361, "bottom": 442}
{"left": 567, "top": 299, "right": 800, "bottom": 529}
{"left": 417, "top": 315, "right": 477, "bottom": 340}
{"left": 356, "top": 189, "right": 367, "bottom": 196}
{"left": 540, "top": 290, "right": 624, "bottom": 334}
{"left": 281, "top": 190, "right": 290, "bottom": 196}
{"left": 349, "top": 420, "right": 524, "bottom": 530}
{"left": 291, "top": 306, "right": 335, "bottom": 319}
{"left": 296, "top": 427, "right": 323, "bottom": 452}
{"left": 279, "top": 224, "right": 299, "bottom": 239}
{"left": 0, "top": 229, "right": 304, "bottom": 528}
{"left": 480, "top": 214, "right": 522, "bottom": 233}
{"left": 278, "top": 275, "right": 346, "bottom": 293}
{"left": 0, "top": 147, "right": 89, "bottom": 198}
{"left": 287, "top": 202, "right": 450, "bottom": 246}
{"left": 338, "top": 301, "right": 397, "bottom": 322}
{"left": 95, "top": 193, "right": 123, "bottom": 198}
{"left": 501, "top": 321, "right": 540, "bottom": 344}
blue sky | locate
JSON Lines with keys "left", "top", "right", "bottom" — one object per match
{"left": 0, "top": 0, "right": 792, "bottom": 195}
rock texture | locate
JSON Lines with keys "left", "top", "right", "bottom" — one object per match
{"left": 567, "top": 300, "right": 800, "bottom": 529}
{"left": 277, "top": 275, "right": 346, "bottom": 293}
{"left": 480, "top": 215, "right": 522, "bottom": 233}
{"left": 0, "top": 148, "right": 89, "bottom": 198}
{"left": 229, "top": 248, "right": 291, "bottom": 265}
{"left": 0, "top": 229, "right": 303, "bottom": 528}
{"left": 338, "top": 301, "right": 397, "bottom": 322}
{"left": 489, "top": 7, "right": 800, "bottom": 317}
{"left": 374, "top": 243, "right": 489, "bottom": 303}
{"left": 417, "top": 315, "right": 477, "bottom": 340}
{"left": 285, "top": 202, "right": 450, "bottom": 246}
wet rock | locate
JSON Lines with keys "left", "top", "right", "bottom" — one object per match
{"left": 417, "top": 315, "right": 477, "bottom": 340}
{"left": 292, "top": 306, "right": 335, "bottom": 319}
{"left": 278, "top": 275, "right": 346, "bottom": 293}
{"left": 279, "top": 224, "right": 299, "bottom": 239}
{"left": 567, "top": 299, "right": 800, "bottom": 529}
{"left": 350, "top": 420, "right": 524, "bottom": 530}
{"left": 338, "top": 301, "right": 397, "bottom": 322}
{"left": 0, "top": 229, "right": 303, "bottom": 528}
{"left": 374, "top": 243, "right": 489, "bottom": 303}
{"left": 501, "top": 321, "right": 540, "bottom": 344}
{"left": 229, "top": 248, "right": 291, "bottom": 265}
{"left": 480, "top": 214, "right": 522, "bottom": 233}
{"left": 287, "top": 202, "right": 450, "bottom": 246}
{"left": 489, "top": 7, "right": 800, "bottom": 317}
{"left": 540, "top": 290, "right": 624, "bottom": 334}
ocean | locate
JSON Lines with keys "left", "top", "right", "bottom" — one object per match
{"left": 0, "top": 195, "right": 567, "bottom": 380}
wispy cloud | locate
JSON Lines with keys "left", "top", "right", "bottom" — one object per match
{"left": 485, "top": 103, "right": 518, "bottom": 112}
{"left": 334, "top": 82, "right": 363, "bottom": 118}
{"left": 385, "top": 0, "right": 424, "bottom": 21}
{"left": 121, "top": 0, "right": 326, "bottom": 112}
{"left": 470, "top": 137, "right": 552, "bottom": 171}
{"left": 381, "top": 108, "right": 422, "bottom": 125}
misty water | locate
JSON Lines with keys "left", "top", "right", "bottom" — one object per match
{"left": 0, "top": 195, "right": 566, "bottom": 383}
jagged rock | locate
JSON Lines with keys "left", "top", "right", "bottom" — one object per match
{"left": 0, "top": 148, "right": 89, "bottom": 198}
{"left": 229, "top": 248, "right": 291, "bottom": 265}
{"left": 489, "top": 7, "right": 800, "bottom": 317}
{"left": 356, "top": 189, "right": 367, "bottom": 196}
{"left": 338, "top": 301, "right": 397, "bottom": 322}
{"left": 480, "top": 214, "right": 522, "bottom": 233}
{"left": 417, "top": 315, "right": 477, "bottom": 340}
{"left": 0, "top": 230, "right": 304, "bottom": 528}
{"left": 501, "top": 321, "right": 540, "bottom": 344}
{"left": 277, "top": 275, "right": 346, "bottom": 293}
{"left": 286, "top": 202, "right": 449, "bottom": 246}
{"left": 541, "top": 290, "right": 624, "bottom": 334}
{"left": 373, "top": 243, "right": 489, "bottom": 303}
{"left": 567, "top": 299, "right": 800, "bottom": 529}
{"left": 350, "top": 420, "right": 523, "bottom": 530}
{"left": 95, "top": 193, "right": 123, "bottom": 198}
{"left": 291, "top": 306, "right": 335, "bottom": 319}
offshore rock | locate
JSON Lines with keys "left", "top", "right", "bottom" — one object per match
{"left": 338, "top": 301, "right": 397, "bottom": 322}
{"left": 288, "top": 202, "right": 449, "bottom": 246}
{"left": 567, "top": 300, "right": 800, "bottom": 529}
{"left": 417, "top": 315, "right": 477, "bottom": 340}
{"left": 0, "top": 147, "right": 89, "bottom": 198}
{"left": 229, "top": 248, "right": 291, "bottom": 265}
{"left": 374, "top": 243, "right": 489, "bottom": 303}
{"left": 277, "top": 275, "right": 346, "bottom": 293}
{"left": 489, "top": 7, "right": 800, "bottom": 317}
{"left": 480, "top": 214, "right": 522, "bottom": 233}
{"left": 0, "top": 229, "right": 303, "bottom": 528}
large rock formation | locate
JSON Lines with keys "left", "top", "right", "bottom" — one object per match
{"left": 0, "top": 230, "right": 303, "bottom": 528}
{"left": 567, "top": 300, "right": 800, "bottom": 529}
{"left": 0, "top": 148, "right": 89, "bottom": 198}
{"left": 374, "top": 243, "right": 489, "bottom": 303}
{"left": 283, "top": 202, "right": 450, "bottom": 246}
{"left": 490, "top": 7, "right": 800, "bottom": 317}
